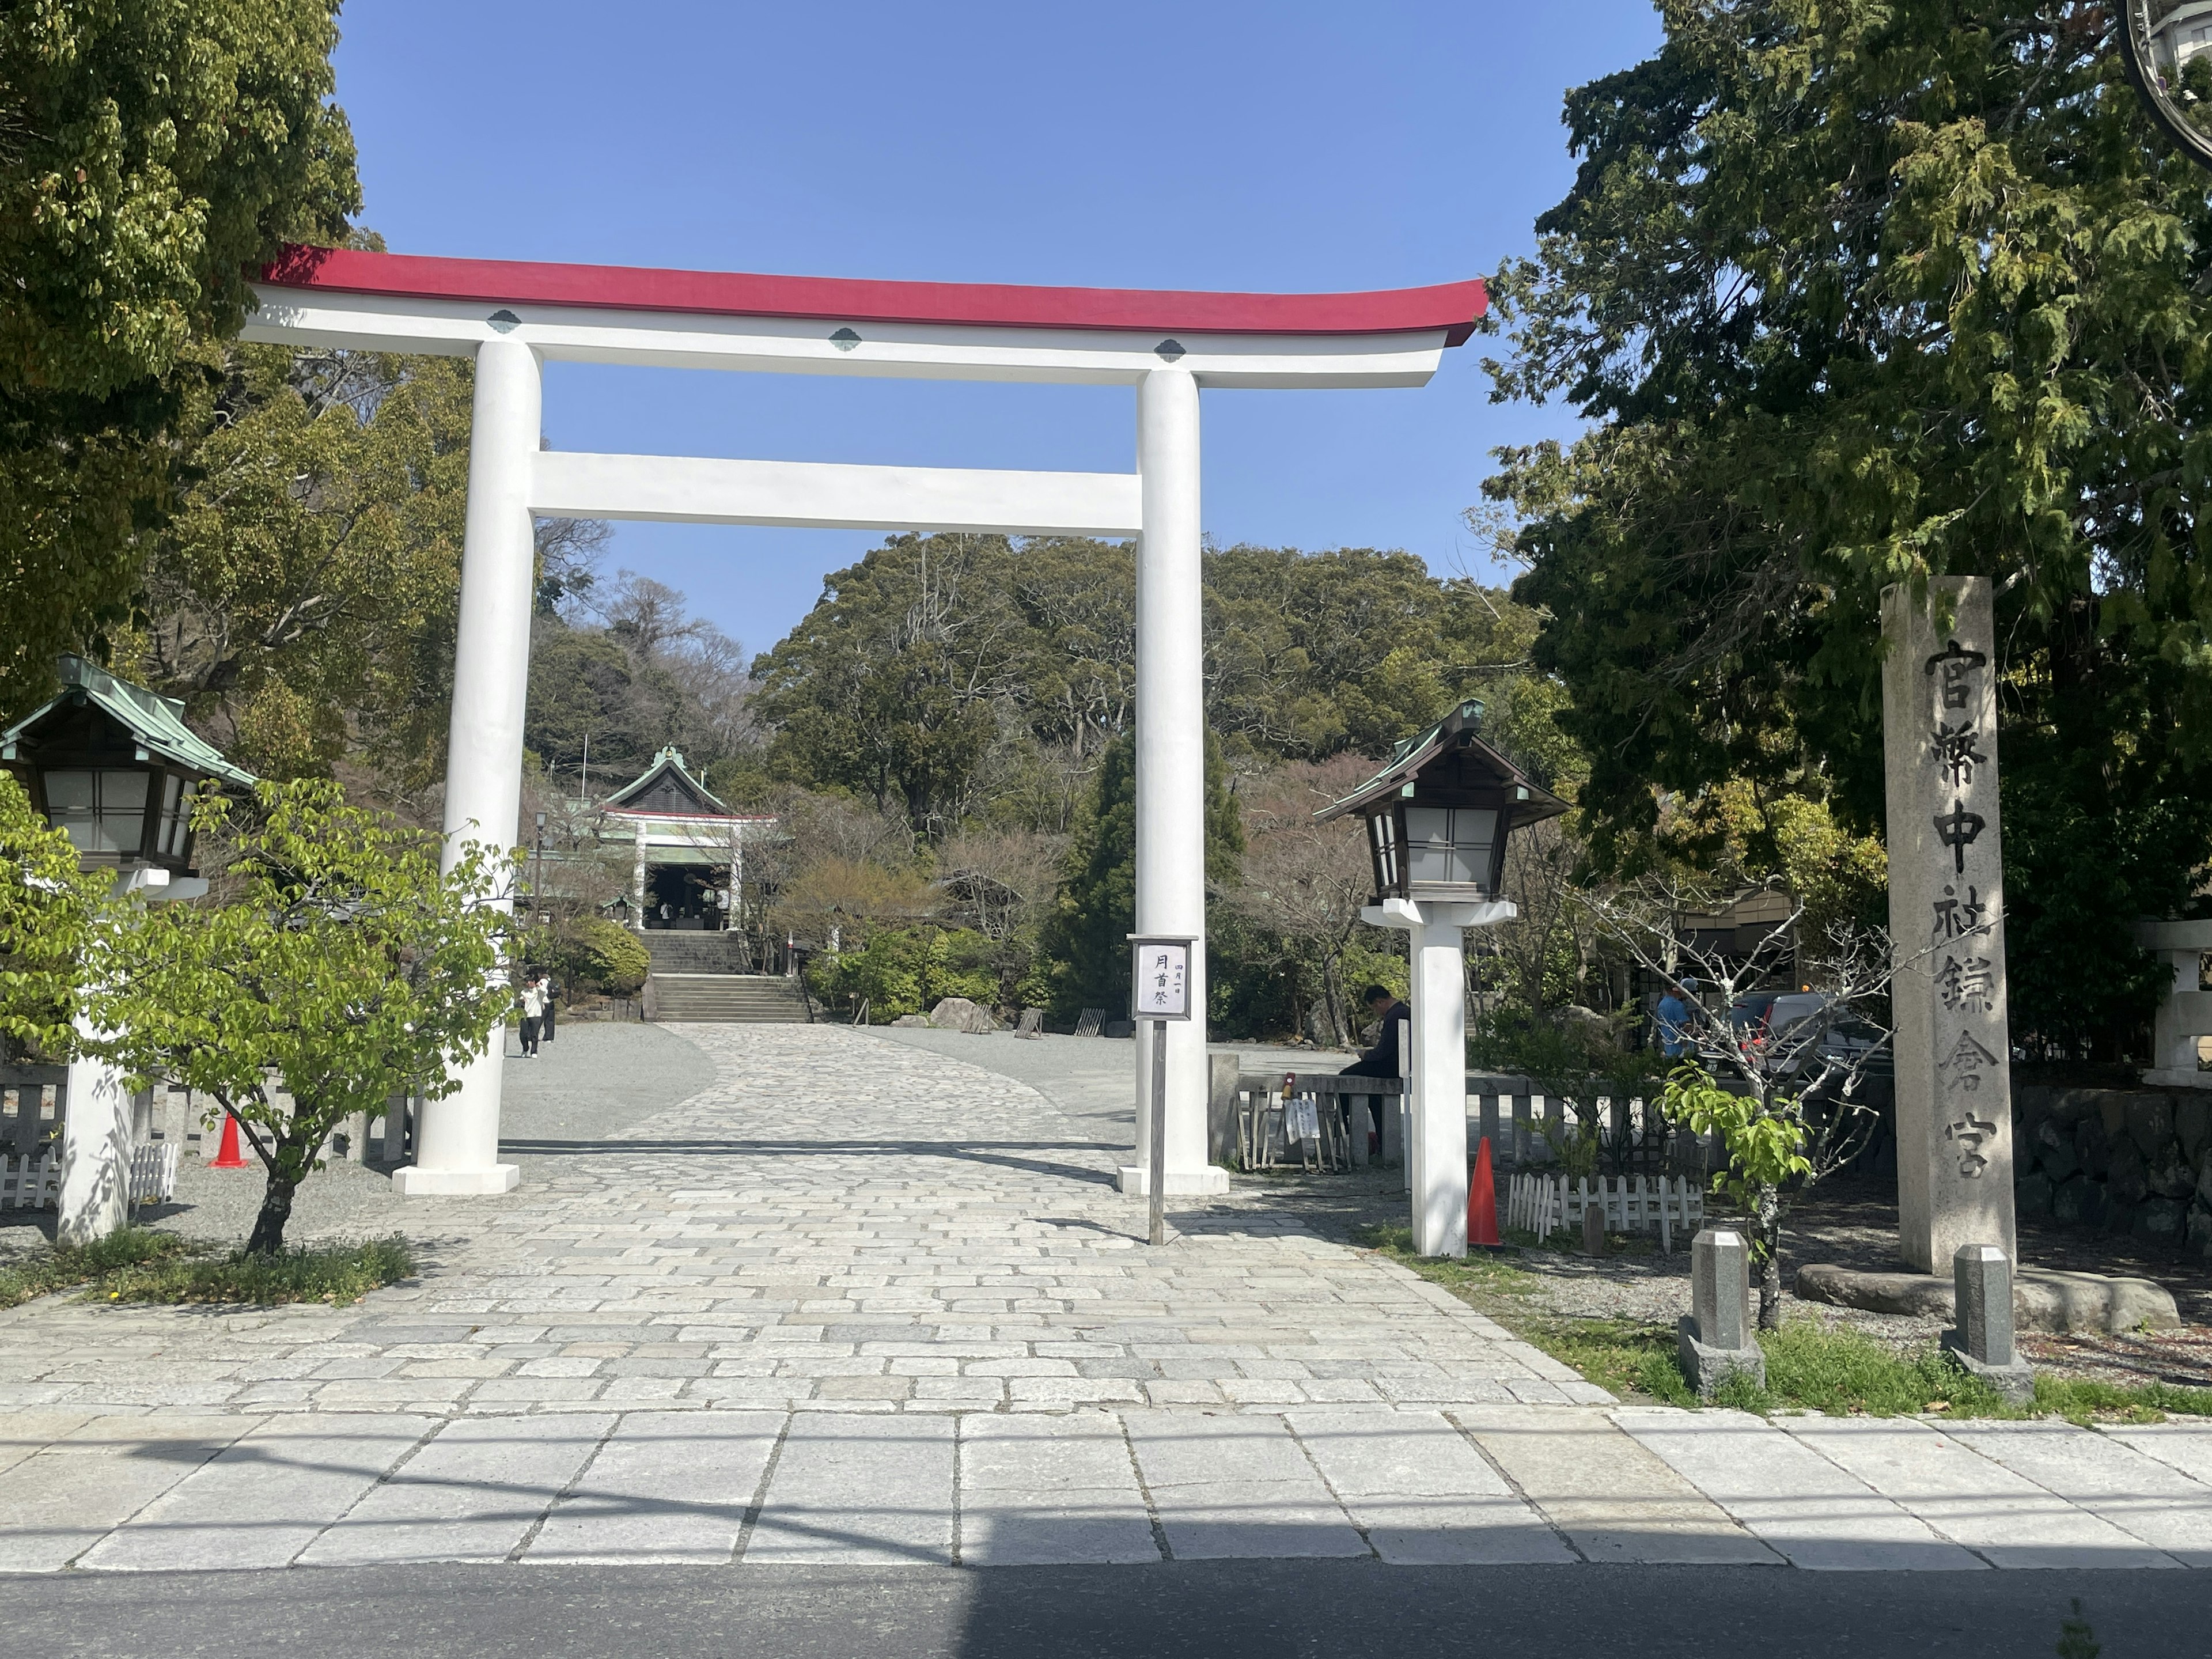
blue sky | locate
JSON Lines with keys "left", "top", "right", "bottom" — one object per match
{"left": 331, "top": 1, "right": 1666, "bottom": 659}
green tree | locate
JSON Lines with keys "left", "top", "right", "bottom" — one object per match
{"left": 130, "top": 346, "right": 471, "bottom": 783}
{"left": 753, "top": 534, "right": 1029, "bottom": 836}
{"left": 1487, "top": 2, "right": 2212, "bottom": 1053}
{"left": 0, "top": 2, "right": 358, "bottom": 717}
{"left": 0, "top": 775, "right": 108, "bottom": 1058}
{"left": 1036, "top": 731, "right": 1244, "bottom": 1018}
{"left": 88, "top": 781, "right": 513, "bottom": 1254}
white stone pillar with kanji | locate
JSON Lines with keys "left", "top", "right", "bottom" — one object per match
{"left": 1881, "top": 575, "right": 2017, "bottom": 1272}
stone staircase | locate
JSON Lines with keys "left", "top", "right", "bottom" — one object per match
{"left": 641, "top": 934, "right": 811, "bottom": 1024}
{"left": 641, "top": 932, "right": 752, "bottom": 974}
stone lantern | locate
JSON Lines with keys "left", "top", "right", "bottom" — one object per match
{"left": 1, "top": 656, "right": 256, "bottom": 900}
{"left": 0, "top": 657, "right": 256, "bottom": 1244}
{"left": 1318, "top": 700, "right": 1565, "bottom": 1257}
{"left": 1333, "top": 700, "right": 1565, "bottom": 909}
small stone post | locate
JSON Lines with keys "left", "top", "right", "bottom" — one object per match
{"left": 1942, "top": 1244, "right": 2034, "bottom": 1401}
{"left": 1678, "top": 1228, "right": 1766, "bottom": 1396}
{"left": 1881, "top": 576, "right": 2018, "bottom": 1272}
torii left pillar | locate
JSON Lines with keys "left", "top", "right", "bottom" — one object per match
{"left": 1120, "top": 369, "right": 1228, "bottom": 1198}
{"left": 395, "top": 335, "right": 536, "bottom": 1195}
{"left": 1364, "top": 896, "right": 1514, "bottom": 1257}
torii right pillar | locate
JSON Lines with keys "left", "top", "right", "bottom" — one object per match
{"left": 1881, "top": 575, "right": 2016, "bottom": 1272}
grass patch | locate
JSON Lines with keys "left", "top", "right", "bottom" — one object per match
{"left": 0, "top": 1228, "right": 198, "bottom": 1311}
{"left": 1355, "top": 1224, "right": 2212, "bottom": 1421}
{"left": 96, "top": 1235, "right": 414, "bottom": 1306}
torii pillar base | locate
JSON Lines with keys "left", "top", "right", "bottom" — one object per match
{"left": 1362, "top": 896, "right": 1517, "bottom": 1259}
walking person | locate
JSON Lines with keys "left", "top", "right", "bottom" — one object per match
{"left": 1656, "top": 976, "right": 1700, "bottom": 1060}
{"left": 1337, "top": 984, "right": 1410, "bottom": 1155}
{"left": 518, "top": 974, "right": 543, "bottom": 1059}
{"left": 537, "top": 971, "right": 558, "bottom": 1046}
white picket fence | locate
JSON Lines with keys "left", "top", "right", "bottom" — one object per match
{"left": 0, "top": 1143, "right": 176, "bottom": 1212}
{"left": 1506, "top": 1171, "right": 1706, "bottom": 1251}
{"left": 0, "top": 1154, "right": 59, "bottom": 1209}
{"left": 128, "top": 1142, "right": 177, "bottom": 1207}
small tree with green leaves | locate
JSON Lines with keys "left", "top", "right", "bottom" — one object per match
{"left": 88, "top": 780, "right": 514, "bottom": 1255}
{"left": 0, "top": 774, "right": 107, "bottom": 1060}
{"left": 1584, "top": 873, "right": 1899, "bottom": 1328}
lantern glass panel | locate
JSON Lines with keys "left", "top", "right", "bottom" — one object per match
{"left": 1366, "top": 810, "right": 1401, "bottom": 893}
{"left": 45, "top": 768, "right": 148, "bottom": 854}
{"left": 158, "top": 776, "right": 195, "bottom": 856}
{"left": 1404, "top": 805, "right": 1499, "bottom": 887}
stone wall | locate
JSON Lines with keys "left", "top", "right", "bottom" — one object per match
{"left": 2014, "top": 1084, "right": 2212, "bottom": 1254}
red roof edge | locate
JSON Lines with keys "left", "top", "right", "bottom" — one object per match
{"left": 258, "top": 245, "right": 1486, "bottom": 343}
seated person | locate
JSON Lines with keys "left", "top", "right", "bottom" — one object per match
{"left": 1338, "top": 984, "right": 1409, "bottom": 1148}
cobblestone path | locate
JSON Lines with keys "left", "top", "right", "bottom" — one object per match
{"left": 1, "top": 1026, "right": 2207, "bottom": 1570}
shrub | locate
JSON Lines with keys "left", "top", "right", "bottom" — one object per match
{"left": 809, "top": 926, "right": 998, "bottom": 1021}
{"left": 564, "top": 917, "right": 650, "bottom": 994}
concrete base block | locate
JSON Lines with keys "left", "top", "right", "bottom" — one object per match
{"left": 1796, "top": 1262, "right": 2180, "bottom": 1334}
{"left": 1116, "top": 1166, "right": 1230, "bottom": 1197}
{"left": 1676, "top": 1318, "right": 1766, "bottom": 1399}
{"left": 2142, "top": 1069, "right": 2212, "bottom": 1091}
{"left": 391, "top": 1164, "right": 520, "bottom": 1196}
{"left": 1941, "top": 1334, "right": 2036, "bottom": 1403}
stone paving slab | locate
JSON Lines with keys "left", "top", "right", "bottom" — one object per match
{"left": 524, "top": 1410, "right": 780, "bottom": 1565}
{"left": 958, "top": 1412, "right": 1156, "bottom": 1565}
{"left": 1617, "top": 1408, "right": 1978, "bottom": 1571}
{"left": 1123, "top": 1411, "right": 1368, "bottom": 1559}
{"left": 1288, "top": 1408, "right": 1571, "bottom": 1565}
{"left": 297, "top": 1414, "right": 613, "bottom": 1567}
{"left": 744, "top": 1412, "right": 955, "bottom": 1566}
{"left": 1945, "top": 1421, "right": 2212, "bottom": 1568}
{"left": 80, "top": 1413, "right": 432, "bottom": 1572}
{"left": 1452, "top": 1404, "right": 1779, "bottom": 1566}
{"left": 1779, "top": 1418, "right": 2180, "bottom": 1570}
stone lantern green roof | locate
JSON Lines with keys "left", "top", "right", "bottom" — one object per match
{"left": 1315, "top": 698, "right": 1564, "bottom": 824}
{"left": 0, "top": 657, "right": 257, "bottom": 787}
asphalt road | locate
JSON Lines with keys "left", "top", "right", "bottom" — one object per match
{"left": 19, "top": 1562, "right": 2192, "bottom": 1658}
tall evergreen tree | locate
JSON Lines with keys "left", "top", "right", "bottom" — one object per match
{"left": 1036, "top": 731, "right": 1244, "bottom": 1018}
{"left": 1488, "top": 1, "right": 2212, "bottom": 1050}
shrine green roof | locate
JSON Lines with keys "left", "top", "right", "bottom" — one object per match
{"left": 1, "top": 657, "right": 256, "bottom": 787}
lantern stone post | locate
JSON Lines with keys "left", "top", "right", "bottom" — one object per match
{"left": 1362, "top": 895, "right": 1516, "bottom": 1256}
{"left": 1881, "top": 575, "right": 2017, "bottom": 1272}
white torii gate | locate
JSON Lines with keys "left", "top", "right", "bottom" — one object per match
{"left": 243, "top": 247, "right": 1484, "bottom": 1197}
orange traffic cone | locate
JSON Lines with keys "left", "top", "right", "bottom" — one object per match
{"left": 209, "top": 1111, "right": 251, "bottom": 1169}
{"left": 1468, "top": 1135, "right": 1501, "bottom": 1248}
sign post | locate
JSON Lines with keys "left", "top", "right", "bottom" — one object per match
{"left": 1130, "top": 936, "right": 1195, "bottom": 1247}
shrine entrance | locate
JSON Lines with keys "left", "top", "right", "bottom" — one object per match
{"left": 244, "top": 245, "right": 1484, "bottom": 1196}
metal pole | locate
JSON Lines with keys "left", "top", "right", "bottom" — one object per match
{"left": 1149, "top": 1018, "right": 1168, "bottom": 1246}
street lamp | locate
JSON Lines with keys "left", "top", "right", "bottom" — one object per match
{"left": 1319, "top": 699, "right": 1567, "bottom": 904}
{"left": 2120, "top": 2, "right": 2212, "bottom": 171}
{"left": 0, "top": 656, "right": 257, "bottom": 895}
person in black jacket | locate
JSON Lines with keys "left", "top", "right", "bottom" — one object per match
{"left": 1338, "top": 984, "right": 1408, "bottom": 1152}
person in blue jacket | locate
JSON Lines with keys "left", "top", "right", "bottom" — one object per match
{"left": 1657, "top": 976, "right": 1701, "bottom": 1059}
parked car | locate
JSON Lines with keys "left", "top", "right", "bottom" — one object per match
{"left": 1728, "top": 991, "right": 1887, "bottom": 1078}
